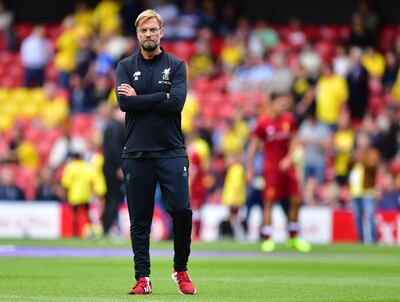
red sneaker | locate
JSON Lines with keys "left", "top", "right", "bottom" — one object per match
{"left": 128, "top": 277, "right": 152, "bottom": 295}
{"left": 172, "top": 271, "right": 197, "bottom": 295}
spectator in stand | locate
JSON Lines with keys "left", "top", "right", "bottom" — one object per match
{"left": 40, "top": 82, "right": 69, "bottom": 128}
{"left": 298, "top": 110, "right": 330, "bottom": 185}
{"left": 87, "top": 75, "right": 112, "bottom": 110}
{"left": 48, "top": 123, "right": 87, "bottom": 170}
{"left": 8, "top": 128, "right": 39, "bottom": 171}
{"left": 69, "top": 72, "right": 90, "bottom": 114}
{"left": 200, "top": 0, "right": 219, "bottom": 33}
{"left": 268, "top": 52, "right": 295, "bottom": 94}
{"left": 36, "top": 167, "right": 62, "bottom": 201}
{"left": 382, "top": 50, "right": 398, "bottom": 90}
{"left": 333, "top": 112, "right": 355, "bottom": 187}
{"left": 220, "top": 116, "right": 248, "bottom": 157}
{"left": 20, "top": 25, "right": 52, "bottom": 87}
{"left": 0, "top": 168, "right": 25, "bottom": 201}
{"left": 371, "top": 109, "right": 399, "bottom": 162}
{"left": 347, "top": 13, "right": 374, "bottom": 48}
{"left": 248, "top": 20, "right": 279, "bottom": 58}
{"left": 176, "top": 0, "right": 203, "bottom": 40}
{"left": 61, "top": 151, "right": 95, "bottom": 238}
{"left": 154, "top": 0, "right": 180, "bottom": 40}
{"left": 378, "top": 167, "right": 400, "bottom": 210}
{"left": 362, "top": 46, "right": 385, "bottom": 78}
{"left": 189, "top": 28, "right": 215, "bottom": 79}
{"left": 74, "top": 1, "right": 94, "bottom": 31}
{"left": 54, "top": 16, "right": 80, "bottom": 88}
{"left": 94, "top": 43, "right": 116, "bottom": 77}
{"left": 347, "top": 46, "right": 369, "bottom": 122}
{"left": 333, "top": 46, "right": 352, "bottom": 78}
{"left": 292, "top": 62, "right": 317, "bottom": 123}
{"left": 316, "top": 63, "right": 348, "bottom": 130}
{"left": 243, "top": 150, "right": 264, "bottom": 234}
{"left": 181, "top": 93, "right": 199, "bottom": 135}
{"left": 356, "top": 1, "right": 380, "bottom": 38}
{"left": 119, "top": 0, "right": 144, "bottom": 36}
{"left": 229, "top": 54, "right": 274, "bottom": 92}
{"left": 93, "top": 0, "right": 121, "bottom": 38}
{"left": 217, "top": 3, "right": 238, "bottom": 36}
{"left": 221, "top": 153, "right": 246, "bottom": 241}
{"left": 0, "top": 1, "right": 15, "bottom": 50}
{"left": 287, "top": 17, "right": 307, "bottom": 49}
{"left": 75, "top": 34, "right": 97, "bottom": 78}
{"left": 349, "top": 132, "right": 380, "bottom": 244}
{"left": 299, "top": 42, "right": 321, "bottom": 81}
{"left": 220, "top": 33, "right": 245, "bottom": 72}
{"left": 102, "top": 105, "right": 125, "bottom": 238}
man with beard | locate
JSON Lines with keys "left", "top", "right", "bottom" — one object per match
{"left": 115, "top": 9, "right": 196, "bottom": 295}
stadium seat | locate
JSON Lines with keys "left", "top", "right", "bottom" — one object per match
{"left": 320, "top": 25, "right": 340, "bottom": 43}
{"left": 45, "top": 24, "right": 63, "bottom": 40}
{"left": 14, "top": 23, "right": 33, "bottom": 42}
{"left": 14, "top": 166, "right": 37, "bottom": 200}
{"left": 304, "top": 25, "right": 321, "bottom": 43}
{"left": 172, "top": 41, "right": 196, "bottom": 62}
{"left": 45, "top": 64, "right": 59, "bottom": 82}
{"left": 0, "top": 51, "right": 15, "bottom": 65}
{"left": 315, "top": 41, "right": 336, "bottom": 63}
{"left": 339, "top": 25, "right": 352, "bottom": 41}
{"left": 192, "top": 77, "right": 211, "bottom": 93}
{"left": 377, "top": 25, "right": 399, "bottom": 52}
{"left": 368, "top": 78, "right": 383, "bottom": 95}
{"left": 70, "top": 113, "right": 94, "bottom": 138}
{"left": 367, "top": 95, "right": 385, "bottom": 116}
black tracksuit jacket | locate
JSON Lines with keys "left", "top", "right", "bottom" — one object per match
{"left": 115, "top": 49, "right": 187, "bottom": 158}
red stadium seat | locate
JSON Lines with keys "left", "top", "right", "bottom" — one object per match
{"left": 367, "top": 95, "right": 385, "bottom": 117}
{"left": 14, "top": 166, "right": 37, "bottom": 200}
{"left": 315, "top": 41, "right": 336, "bottom": 63}
{"left": 304, "top": 25, "right": 321, "bottom": 42}
{"left": 368, "top": 78, "right": 383, "bottom": 95}
{"left": 0, "top": 50, "right": 15, "bottom": 65}
{"left": 320, "top": 25, "right": 341, "bottom": 43}
{"left": 15, "top": 23, "right": 33, "bottom": 42}
{"left": 8, "top": 64, "right": 24, "bottom": 79}
{"left": 24, "top": 126, "right": 42, "bottom": 143}
{"left": 192, "top": 77, "right": 211, "bottom": 93}
{"left": 45, "top": 64, "right": 58, "bottom": 82}
{"left": 339, "top": 25, "right": 352, "bottom": 41}
{"left": 70, "top": 113, "right": 94, "bottom": 138}
{"left": 45, "top": 24, "right": 63, "bottom": 40}
{"left": 0, "top": 33, "right": 5, "bottom": 50}
{"left": 172, "top": 41, "right": 196, "bottom": 62}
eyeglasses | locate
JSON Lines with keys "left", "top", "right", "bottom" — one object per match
{"left": 137, "top": 28, "right": 161, "bottom": 35}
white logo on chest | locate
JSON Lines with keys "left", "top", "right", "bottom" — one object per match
{"left": 162, "top": 68, "right": 170, "bottom": 80}
{"left": 133, "top": 71, "right": 141, "bottom": 81}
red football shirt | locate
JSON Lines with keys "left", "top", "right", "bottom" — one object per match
{"left": 188, "top": 147, "right": 205, "bottom": 208}
{"left": 252, "top": 112, "right": 297, "bottom": 167}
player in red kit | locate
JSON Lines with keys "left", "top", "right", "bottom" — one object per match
{"left": 246, "top": 92, "right": 311, "bottom": 252}
{"left": 186, "top": 132, "right": 206, "bottom": 241}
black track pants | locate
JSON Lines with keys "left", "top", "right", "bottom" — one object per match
{"left": 122, "top": 157, "right": 192, "bottom": 280}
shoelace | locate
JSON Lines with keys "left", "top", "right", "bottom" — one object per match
{"left": 176, "top": 272, "right": 190, "bottom": 283}
{"left": 134, "top": 279, "right": 148, "bottom": 290}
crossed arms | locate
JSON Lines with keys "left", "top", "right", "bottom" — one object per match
{"left": 116, "top": 61, "right": 187, "bottom": 114}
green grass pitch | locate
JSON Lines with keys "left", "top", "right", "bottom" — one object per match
{"left": 0, "top": 239, "right": 399, "bottom": 301}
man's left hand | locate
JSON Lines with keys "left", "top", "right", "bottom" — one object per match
{"left": 118, "top": 84, "right": 137, "bottom": 96}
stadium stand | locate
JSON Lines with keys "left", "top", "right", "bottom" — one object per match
{"left": 1, "top": 0, "right": 400, "bottom": 243}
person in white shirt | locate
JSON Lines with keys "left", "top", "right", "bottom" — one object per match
{"left": 20, "top": 25, "right": 52, "bottom": 87}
